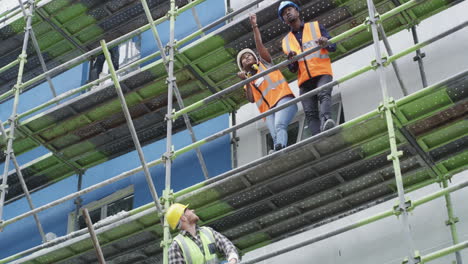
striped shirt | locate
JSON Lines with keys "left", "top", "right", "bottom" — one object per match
{"left": 168, "top": 226, "right": 239, "bottom": 264}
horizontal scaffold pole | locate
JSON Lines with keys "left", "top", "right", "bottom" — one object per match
{"left": 240, "top": 178, "right": 468, "bottom": 264}
{"left": 171, "top": 0, "right": 431, "bottom": 120}
{"left": 420, "top": 240, "right": 468, "bottom": 263}
{"left": 1, "top": 65, "right": 466, "bottom": 230}
{"left": 0, "top": 59, "right": 19, "bottom": 75}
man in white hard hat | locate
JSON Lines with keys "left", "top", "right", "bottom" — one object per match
{"left": 166, "top": 203, "right": 239, "bottom": 264}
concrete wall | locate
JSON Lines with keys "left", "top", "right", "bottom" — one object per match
{"left": 232, "top": 1, "right": 468, "bottom": 263}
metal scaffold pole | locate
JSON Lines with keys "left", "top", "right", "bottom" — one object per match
{"left": 374, "top": 11, "right": 408, "bottom": 96}
{"left": 411, "top": 25, "right": 428, "bottom": 88}
{"left": 162, "top": 1, "right": 177, "bottom": 263}
{"left": 100, "top": 40, "right": 163, "bottom": 214}
{"left": 0, "top": 121, "right": 46, "bottom": 242}
{"left": 82, "top": 208, "right": 107, "bottom": 264}
{"left": 140, "top": 0, "right": 210, "bottom": 180}
{"left": 365, "top": 0, "right": 417, "bottom": 263}
{"left": 0, "top": 0, "right": 34, "bottom": 224}
{"left": 443, "top": 178, "right": 464, "bottom": 264}
{"left": 17, "top": 0, "right": 57, "bottom": 99}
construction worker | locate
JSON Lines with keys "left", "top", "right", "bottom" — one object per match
{"left": 89, "top": 45, "right": 120, "bottom": 82}
{"left": 237, "top": 13, "right": 298, "bottom": 152}
{"left": 279, "top": 1, "right": 337, "bottom": 136}
{"left": 166, "top": 203, "right": 239, "bottom": 264}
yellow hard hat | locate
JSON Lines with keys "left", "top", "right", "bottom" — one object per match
{"left": 166, "top": 203, "right": 188, "bottom": 230}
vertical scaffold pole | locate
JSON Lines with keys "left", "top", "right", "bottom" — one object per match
{"left": 73, "top": 172, "right": 83, "bottom": 231}
{"left": 375, "top": 19, "right": 408, "bottom": 96}
{"left": 163, "top": 1, "right": 177, "bottom": 264}
{"left": 100, "top": 40, "right": 163, "bottom": 214}
{"left": 17, "top": 0, "right": 57, "bottom": 99}
{"left": 365, "top": 1, "right": 416, "bottom": 263}
{"left": 411, "top": 26, "right": 428, "bottom": 88}
{"left": 140, "top": 0, "right": 210, "bottom": 180}
{"left": 0, "top": 1, "right": 34, "bottom": 224}
{"left": 443, "top": 178, "right": 464, "bottom": 264}
{"left": 0, "top": 121, "right": 46, "bottom": 242}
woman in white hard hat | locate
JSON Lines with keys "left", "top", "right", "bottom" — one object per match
{"left": 237, "top": 14, "right": 298, "bottom": 152}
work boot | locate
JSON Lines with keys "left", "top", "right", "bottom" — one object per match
{"left": 321, "top": 119, "right": 336, "bottom": 132}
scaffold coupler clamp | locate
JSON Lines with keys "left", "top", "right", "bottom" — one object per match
{"left": 371, "top": 54, "right": 388, "bottom": 70}
{"left": 165, "top": 108, "right": 176, "bottom": 122}
{"left": 393, "top": 199, "right": 414, "bottom": 217}
{"left": 402, "top": 251, "right": 422, "bottom": 264}
{"left": 378, "top": 97, "right": 397, "bottom": 117}
{"left": 387, "top": 149, "right": 403, "bottom": 161}
{"left": 161, "top": 189, "right": 175, "bottom": 206}
{"left": 413, "top": 50, "right": 426, "bottom": 62}
{"left": 364, "top": 12, "right": 381, "bottom": 31}
{"left": 0, "top": 183, "right": 9, "bottom": 197}
{"left": 161, "top": 146, "right": 175, "bottom": 164}
{"left": 446, "top": 216, "right": 459, "bottom": 226}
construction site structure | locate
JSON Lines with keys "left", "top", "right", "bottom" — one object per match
{"left": 0, "top": 0, "right": 467, "bottom": 263}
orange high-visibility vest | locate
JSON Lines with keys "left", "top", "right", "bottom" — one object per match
{"left": 245, "top": 62, "right": 294, "bottom": 113}
{"left": 282, "top": 21, "right": 332, "bottom": 87}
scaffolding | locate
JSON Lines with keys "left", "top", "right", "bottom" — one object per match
{"left": 0, "top": 0, "right": 467, "bottom": 263}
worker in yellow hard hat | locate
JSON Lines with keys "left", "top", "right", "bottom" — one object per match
{"left": 166, "top": 203, "right": 239, "bottom": 264}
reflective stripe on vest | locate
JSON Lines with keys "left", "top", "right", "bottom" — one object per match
{"left": 174, "top": 227, "right": 219, "bottom": 264}
{"left": 282, "top": 21, "right": 332, "bottom": 86}
{"left": 254, "top": 64, "right": 287, "bottom": 109}
{"left": 283, "top": 24, "right": 329, "bottom": 61}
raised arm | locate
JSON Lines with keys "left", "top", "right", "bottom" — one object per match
{"left": 250, "top": 14, "right": 272, "bottom": 64}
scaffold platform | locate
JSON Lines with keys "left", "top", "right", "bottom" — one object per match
{"left": 1, "top": 0, "right": 465, "bottom": 202}
{"left": 0, "top": 0, "right": 467, "bottom": 263}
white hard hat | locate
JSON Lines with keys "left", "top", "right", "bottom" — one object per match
{"left": 237, "top": 48, "right": 258, "bottom": 71}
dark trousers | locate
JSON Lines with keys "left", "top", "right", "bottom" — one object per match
{"left": 90, "top": 46, "right": 120, "bottom": 81}
{"left": 299, "top": 74, "right": 333, "bottom": 136}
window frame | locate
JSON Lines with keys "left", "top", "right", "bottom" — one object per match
{"left": 67, "top": 185, "right": 134, "bottom": 233}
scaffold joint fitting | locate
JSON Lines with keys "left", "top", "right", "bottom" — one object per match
{"left": 365, "top": 13, "right": 381, "bottom": 31}
{"left": 160, "top": 238, "right": 173, "bottom": 248}
{"left": 371, "top": 59, "right": 380, "bottom": 70}
{"left": 166, "top": 6, "right": 179, "bottom": 18}
{"left": 165, "top": 109, "right": 176, "bottom": 121}
{"left": 161, "top": 149, "right": 175, "bottom": 163}
{"left": 445, "top": 217, "right": 459, "bottom": 226}
{"left": 387, "top": 150, "right": 403, "bottom": 161}
{"left": 413, "top": 52, "right": 426, "bottom": 62}
{"left": 161, "top": 189, "right": 175, "bottom": 206}
{"left": 378, "top": 98, "right": 397, "bottom": 114}
{"left": 166, "top": 76, "right": 177, "bottom": 84}
{"left": 393, "top": 199, "right": 413, "bottom": 216}
{"left": 0, "top": 184, "right": 9, "bottom": 195}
